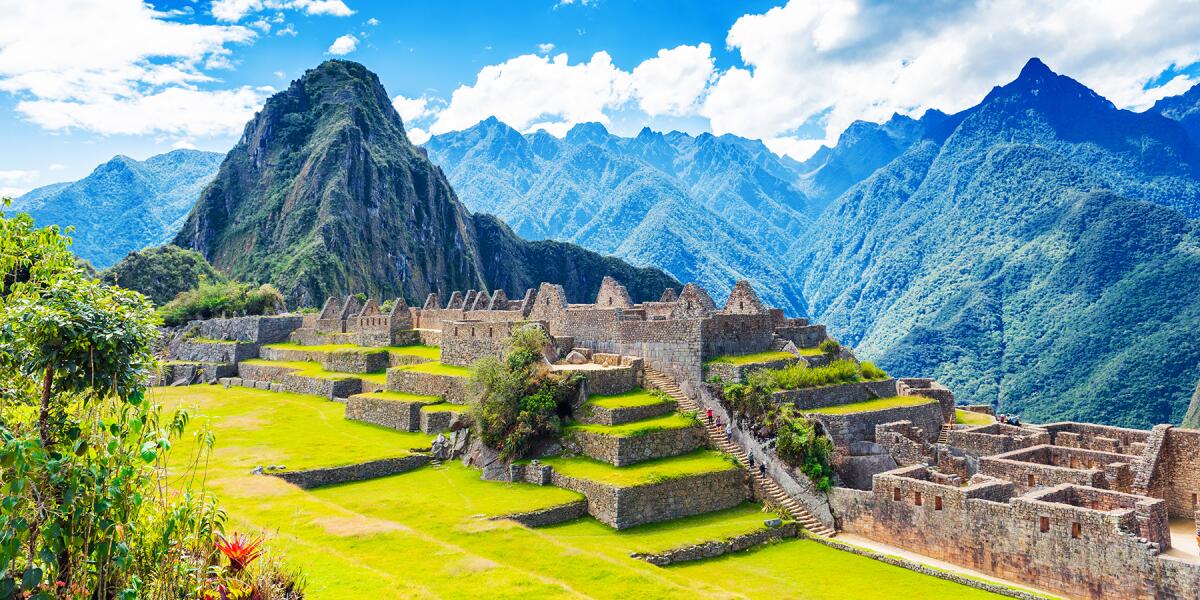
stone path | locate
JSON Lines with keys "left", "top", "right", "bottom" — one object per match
{"left": 643, "top": 368, "right": 837, "bottom": 537}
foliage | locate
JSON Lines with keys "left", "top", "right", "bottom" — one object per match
{"left": 773, "top": 409, "right": 835, "bottom": 491}
{"left": 818, "top": 339, "right": 841, "bottom": 357}
{"left": 158, "top": 280, "right": 285, "bottom": 326}
{"left": 101, "top": 244, "right": 225, "bottom": 305}
{"left": 469, "top": 326, "right": 580, "bottom": 460}
{"left": 0, "top": 207, "right": 301, "bottom": 598}
{"left": 762, "top": 359, "right": 888, "bottom": 391}
{"left": 859, "top": 361, "right": 887, "bottom": 380}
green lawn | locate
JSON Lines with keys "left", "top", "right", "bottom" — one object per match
{"left": 422, "top": 402, "right": 468, "bottom": 413}
{"left": 384, "top": 344, "right": 441, "bottom": 360}
{"left": 706, "top": 350, "right": 799, "bottom": 366}
{"left": 263, "top": 342, "right": 363, "bottom": 353}
{"left": 586, "top": 388, "right": 671, "bottom": 409}
{"left": 566, "top": 413, "right": 698, "bottom": 438}
{"left": 536, "top": 450, "right": 740, "bottom": 487}
{"left": 956, "top": 408, "right": 996, "bottom": 426}
{"left": 241, "top": 359, "right": 387, "bottom": 383}
{"left": 190, "top": 336, "right": 240, "bottom": 345}
{"left": 263, "top": 342, "right": 441, "bottom": 362}
{"left": 803, "top": 396, "right": 936, "bottom": 415}
{"left": 394, "top": 362, "right": 471, "bottom": 377}
{"left": 152, "top": 386, "right": 432, "bottom": 472}
{"left": 154, "top": 385, "right": 1003, "bottom": 600}
{"left": 351, "top": 391, "right": 441, "bottom": 404}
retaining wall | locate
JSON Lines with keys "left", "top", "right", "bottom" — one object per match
{"left": 271, "top": 455, "right": 430, "bottom": 489}
{"left": 570, "top": 426, "right": 706, "bottom": 466}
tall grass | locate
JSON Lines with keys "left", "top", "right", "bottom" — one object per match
{"left": 763, "top": 359, "right": 889, "bottom": 390}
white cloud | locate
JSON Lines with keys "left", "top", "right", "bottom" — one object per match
{"left": 407, "top": 127, "right": 430, "bottom": 144}
{"left": 212, "top": 0, "right": 354, "bottom": 23}
{"left": 367, "top": 17, "right": 380, "bottom": 26}
{"left": 701, "top": 0, "right": 1200, "bottom": 155}
{"left": 0, "top": 0, "right": 271, "bottom": 138}
{"left": 274, "top": 70, "right": 286, "bottom": 79}
{"left": 537, "top": 43, "right": 555, "bottom": 55}
{"left": 47, "top": 163, "right": 65, "bottom": 171}
{"left": 392, "top": 95, "right": 433, "bottom": 122}
{"left": 0, "top": 170, "right": 40, "bottom": 198}
{"left": 327, "top": 34, "right": 358, "bottom": 55}
{"left": 430, "top": 51, "right": 634, "bottom": 135}
{"left": 276, "top": 24, "right": 298, "bottom": 37}
{"left": 630, "top": 43, "right": 713, "bottom": 117}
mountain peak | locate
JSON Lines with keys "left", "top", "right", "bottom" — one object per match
{"left": 1018, "top": 57, "right": 1053, "bottom": 80}
{"left": 565, "top": 122, "right": 610, "bottom": 144}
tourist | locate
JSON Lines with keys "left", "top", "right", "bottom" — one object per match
{"left": 706, "top": 408, "right": 713, "bottom": 425}
{"left": 724, "top": 422, "right": 733, "bottom": 438}
{"left": 759, "top": 463, "right": 766, "bottom": 477}
{"left": 748, "top": 454, "right": 755, "bottom": 468}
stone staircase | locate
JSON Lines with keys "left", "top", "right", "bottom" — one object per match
{"left": 643, "top": 368, "right": 836, "bottom": 537}
{"left": 937, "top": 422, "right": 953, "bottom": 445}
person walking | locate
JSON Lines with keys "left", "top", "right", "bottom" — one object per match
{"left": 724, "top": 422, "right": 733, "bottom": 439}
{"left": 706, "top": 408, "right": 713, "bottom": 425}
{"left": 748, "top": 453, "right": 755, "bottom": 468}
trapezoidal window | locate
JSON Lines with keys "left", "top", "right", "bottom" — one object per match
{"left": 1192, "top": 493, "right": 1198, "bottom": 508}
{"left": 934, "top": 496, "right": 943, "bottom": 511}
{"left": 914, "top": 491, "right": 923, "bottom": 506}
{"left": 1071, "top": 522, "right": 1082, "bottom": 539}
{"left": 1027, "top": 474, "right": 1036, "bottom": 487}
{"left": 1040, "top": 516, "right": 1050, "bottom": 533}
{"left": 893, "top": 488, "right": 901, "bottom": 501}
{"left": 607, "top": 297, "right": 613, "bottom": 305}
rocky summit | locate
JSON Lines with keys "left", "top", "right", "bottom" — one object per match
{"left": 173, "top": 60, "right": 675, "bottom": 307}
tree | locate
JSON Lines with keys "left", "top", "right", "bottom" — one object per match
{"left": 100, "top": 245, "right": 224, "bottom": 305}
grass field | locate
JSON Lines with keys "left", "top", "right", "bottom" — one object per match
{"left": 803, "top": 396, "right": 935, "bottom": 415}
{"left": 152, "top": 385, "right": 1001, "bottom": 599}
{"left": 351, "top": 390, "right": 442, "bottom": 404}
{"left": 263, "top": 342, "right": 441, "bottom": 361}
{"left": 586, "top": 388, "right": 671, "bottom": 409}
{"left": 956, "top": 409, "right": 996, "bottom": 425}
{"left": 422, "top": 402, "right": 468, "bottom": 413}
{"left": 394, "top": 362, "right": 472, "bottom": 377}
{"left": 566, "top": 413, "right": 698, "bottom": 438}
{"left": 535, "top": 450, "right": 740, "bottom": 487}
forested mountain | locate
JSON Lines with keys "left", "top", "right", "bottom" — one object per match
{"left": 173, "top": 60, "right": 676, "bottom": 307}
{"left": 792, "top": 58, "right": 1200, "bottom": 428}
{"left": 10, "top": 150, "right": 222, "bottom": 268}
{"left": 1151, "top": 82, "right": 1200, "bottom": 148}
{"left": 424, "top": 118, "right": 814, "bottom": 313}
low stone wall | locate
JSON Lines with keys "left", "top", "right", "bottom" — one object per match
{"left": 351, "top": 329, "right": 420, "bottom": 348}
{"left": 260, "top": 346, "right": 325, "bottom": 362}
{"left": 156, "top": 362, "right": 235, "bottom": 385}
{"left": 288, "top": 328, "right": 355, "bottom": 347}
{"left": 236, "top": 362, "right": 299, "bottom": 382}
{"left": 807, "top": 401, "right": 943, "bottom": 449}
{"left": 419, "top": 408, "right": 465, "bottom": 434}
{"left": 198, "top": 315, "right": 303, "bottom": 344}
{"left": 388, "top": 353, "right": 431, "bottom": 367}
{"left": 417, "top": 329, "right": 441, "bottom": 346}
{"left": 440, "top": 320, "right": 512, "bottom": 366}
{"left": 704, "top": 357, "right": 795, "bottom": 384}
{"left": 386, "top": 369, "right": 469, "bottom": 403}
{"left": 281, "top": 373, "right": 361, "bottom": 399}
{"left": 549, "top": 467, "right": 750, "bottom": 529}
{"left": 271, "top": 455, "right": 429, "bottom": 489}
{"left": 774, "top": 324, "right": 827, "bottom": 349}
{"left": 565, "top": 365, "right": 640, "bottom": 396}
{"left": 570, "top": 426, "right": 706, "bottom": 466}
{"left": 345, "top": 395, "right": 422, "bottom": 431}
{"left": 174, "top": 339, "right": 259, "bottom": 364}
{"left": 773, "top": 379, "right": 898, "bottom": 411}
{"left": 576, "top": 399, "right": 675, "bottom": 426}
{"left": 631, "top": 522, "right": 798, "bottom": 566}
{"left": 219, "top": 377, "right": 284, "bottom": 393}
{"left": 320, "top": 350, "right": 390, "bottom": 374}
{"left": 946, "top": 424, "right": 1050, "bottom": 458}
{"left": 491, "top": 500, "right": 588, "bottom": 527}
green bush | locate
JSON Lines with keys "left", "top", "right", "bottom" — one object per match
{"left": 860, "top": 361, "right": 888, "bottom": 380}
{"left": 818, "top": 338, "right": 841, "bottom": 356}
{"left": 469, "top": 325, "right": 580, "bottom": 460}
{"left": 774, "top": 409, "right": 835, "bottom": 491}
{"left": 100, "top": 245, "right": 225, "bottom": 305}
{"left": 758, "top": 359, "right": 890, "bottom": 391}
{"left": 158, "top": 280, "right": 285, "bottom": 326}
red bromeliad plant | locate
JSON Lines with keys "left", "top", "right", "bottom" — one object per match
{"left": 215, "top": 532, "right": 265, "bottom": 574}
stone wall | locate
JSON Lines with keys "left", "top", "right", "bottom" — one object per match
{"left": 569, "top": 426, "right": 706, "bottom": 466}
{"left": 774, "top": 324, "right": 827, "bottom": 348}
{"left": 896, "top": 378, "right": 956, "bottom": 423}
{"left": 198, "top": 315, "right": 303, "bottom": 344}
{"left": 174, "top": 339, "right": 259, "bottom": 364}
{"left": 829, "top": 466, "right": 1195, "bottom": 600}
{"left": 271, "top": 455, "right": 429, "bottom": 489}
{"left": 439, "top": 320, "right": 513, "bottom": 366}
{"left": 946, "top": 423, "right": 1050, "bottom": 458}
{"left": 544, "top": 467, "right": 750, "bottom": 529}
{"left": 807, "top": 400, "right": 944, "bottom": 449}
{"left": 1041, "top": 422, "right": 1150, "bottom": 456}
{"left": 773, "top": 379, "right": 898, "bottom": 411}
{"left": 703, "top": 356, "right": 796, "bottom": 384}
{"left": 344, "top": 394, "right": 423, "bottom": 431}
{"left": 386, "top": 369, "right": 469, "bottom": 403}
{"left": 576, "top": 398, "right": 674, "bottom": 426}
{"left": 980, "top": 445, "right": 1135, "bottom": 495}
{"left": 567, "top": 364, "right": 639, "bottom": 396}
{"left": 630, "top": 522, "right": 798, "bottom": 566}
{"left": 155, "top": 362, "right": 235, "bottom": 385}
{"left": 236, "top": 362, "right": 300, "bottom": 382}
{"left": 1160, "top": 427, "right": 1200, "bottom": 517}
{"left": 491, "top": 500, "right": 588, "bottom": 527}
{"left": 281, "top": 373, "right": 361, "bottom": 399}
{"left": 320, "top": 350, "right": 390, "bottom": 374}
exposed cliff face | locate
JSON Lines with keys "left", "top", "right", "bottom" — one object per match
{"left": 174, "top": 60, "right": 676, "bottom": 306}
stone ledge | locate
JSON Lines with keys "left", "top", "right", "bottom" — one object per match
{"left": 577, "top": 400, "right": 676, "bottom": 426}
{"left": 386, "top": 369, "right": 469, "bottom": 403}
{"left": 175, "top": 339, "right": 260, "bottom": 364}
{"left": 490, "top": 500, "right": 588, "bottom": 527}
{"left": 270, "top": 455, "right": 430, "bottom": 489}
{"left": 631, "top": 522, "right": 798, "bottom": 566}
{"left": 345, "top": 395, "right": 423, "bottom": 431}
{"left": 570, "top": 426, "right": 706, "bottom": 466}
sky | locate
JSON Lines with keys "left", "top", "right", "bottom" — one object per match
{"left": 1, "top": 0, "right": 1200, "bottom": 197}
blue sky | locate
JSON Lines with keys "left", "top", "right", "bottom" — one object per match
{"left": 2, "top": 0, "right": 1199, "bottom": 196}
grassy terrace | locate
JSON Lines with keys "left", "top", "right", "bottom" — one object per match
{"left": 264, "top": 342, "right": 441, "bottom": 361}
{"left": 153, "top": 384, "right": 1001, "bottom": 599}
{"left": 586, "top": 388, "right": 671, "bottom": 409}
{"left": 803, "top": 395, "right": 935, "bottom": 415}
{"left": 350, "top": 390, "right": 441, "bottom": 404}
{"left": 393, "top": 361, "right": 471, "bottom": 377}
{"left": 566, "top": 413, "right": 698, "bottom": 438}
{"left": 190, "top": 336, "right": 240, "bottom": 344}
{"left": 956, "top": 408, "right": 996, "bottom": 426}
{"left": 421, "top": 402, "right": 468, "bottom": 413}
{"left": 704, "top": 348, "right": 827, "bottom": 366}
{"left": 242, "top": 358, "right": 389, "bottom": 384}
{"left": 536, "top": 450, "right": 739, "bottom": 487}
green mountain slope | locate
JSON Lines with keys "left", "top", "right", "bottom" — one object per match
{"left": 173, "top": 60, "right": 675, "bottom": 307}
{"left": 792, "top": 59, "right": 1200, "bottom": 428}
{"left": 11, "top": 149, "right": 222, "bottom": 268}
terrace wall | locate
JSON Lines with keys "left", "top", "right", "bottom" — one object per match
{"left": 386, "top": 369, "right": 469, "bottom": 403}
{"left": 197, "top": 315, "right": 303, "bottom": 344}
{"left": 568, "top": 426, "right": 706, "bottom": 467}
{"left": 807, "top": 400, "right": 943, "bottom": 449}
{"left": 546, "top": 467, "right": 750, "bottom": 529}
{"left": 773, "top": 379, "right": 898, "bottom": 411}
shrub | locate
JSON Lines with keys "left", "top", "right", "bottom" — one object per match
{"left": 774, "top": 409, "right": 835, "bottom": 491}
{"left": 860, "top": 361, "right": 888, "bottom": 380}
{"left": 158, "top": 280, "right": 285, "bottom": 326}
{"left": 818, "top": 338, "right": 841, "bottom": 356}
{"left": 469, "top": 325, "right": 580, "bottom": 460}
{"left": 100, "top": 244, "right": 225, "bottom": 305}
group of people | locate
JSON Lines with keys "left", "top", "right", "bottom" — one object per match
{"left": 706, "top": 407, "right": 767, "bottom": 477}
{"left": 997, "top": 413, "right": 1022, "bottom": 426}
